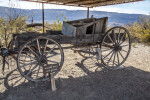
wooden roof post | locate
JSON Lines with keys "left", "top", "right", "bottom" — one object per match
{"left": 87, "top": 7, "right": 89, "bottom": 19}
{"left": 42, "top": 2, "right": 45, "bottom": 33}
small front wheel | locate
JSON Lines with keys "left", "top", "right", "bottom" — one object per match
{"left": 17, "top": 36, "right": 64, "bottom": 82}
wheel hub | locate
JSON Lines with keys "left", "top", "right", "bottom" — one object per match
{"left": 38, "top": 56, "right": 47, "bottom": 65}
{"left": 114, "top": 44, "right": 122, "bottom": 52}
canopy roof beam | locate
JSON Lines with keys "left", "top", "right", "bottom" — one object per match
{"left": 21, "top": 0, "right": 144, "bottom": 8}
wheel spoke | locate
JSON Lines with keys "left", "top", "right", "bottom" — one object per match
{"left": 121, "top": 44, "right": 129, "bottom": 47}
{"left": 44, "top": 40, "right": 49, "bottom": 54}
{"left": 112, "top": 30, "right": 117, "bottom": 44}
{"left": 117, "top": 52, "right": 120, "bottom": 65}
{"left": 122, "top": 49, "right": 128, "bottom": 53}
{"left": 113, "top": 52, "right": 116, "bottom": 66}
{"left": 26, "top": 63, "right": 38, "bottom": 76}
{"left": 47, "top": 60, "right": 59, "bottom": 64}
{"left": 37, "top": 39, "right": 41, "bottom": 55}
{"left": 47, "top": 53, "right": 60, "bottom": 58}
{"left": 45, "top": 44, "right": 57, "bottom": 56}
{"left": 107, "top": 34, "right": 114, "bottom": 43}
{"left": 117, "top": 28, "right": 121, "bottom": 43}
{"left": 119, "top": 32, "right": 126, "bottom": 44}
{"left": 102, "top": 42, "right": 114, "bottom": 48}
{"left": 119, "top": 37, "right": 129, "bottom": 45}
{"left": 21, "top": 61, "right": 37, "bottom": 68}
{"left": 27, "top": 46, "right": 39, "bottom": 57}
{"left": 103, "top": 49, "right": 113, "bottom": 60}
{"left": 36, "top": 65, "right": 41, "bottom": 80}
{"left": 107, "top": 52, "right": 114, "bottom": 66}
{"left": 118, "top": 51, "right": 124, "bottom": 59}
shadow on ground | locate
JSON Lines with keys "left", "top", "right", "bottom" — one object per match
{"left": 1, "top": 57, "right": 150, "bottom": 100}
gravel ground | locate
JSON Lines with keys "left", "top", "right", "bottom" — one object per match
{"left": 0, "top": 43, "right": 150, "bottom": 100}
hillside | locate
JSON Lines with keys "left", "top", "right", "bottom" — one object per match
{"left": 0, "top": 6, "right": 147, "bottom": 26}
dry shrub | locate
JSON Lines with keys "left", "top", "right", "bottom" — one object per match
{"left": 126, "top": 16, "right": 150, "bottom": 44}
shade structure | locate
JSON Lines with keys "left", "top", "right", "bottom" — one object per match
{"left": 21, "top": 0, "right": 144, "bottom": 8}
{"left": 20, "top": 0, "right": 144, "bottom": 33}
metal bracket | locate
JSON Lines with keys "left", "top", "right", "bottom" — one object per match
{"left": 96, "top": 48, "right": 101, "bottom": 60}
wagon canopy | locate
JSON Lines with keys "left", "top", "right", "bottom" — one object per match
{"left": 21, "top": 0, "right": 143, "bottom": 7}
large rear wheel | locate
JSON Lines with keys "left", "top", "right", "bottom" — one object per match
{"left": 100, "top": 26, "right": 131, "bottom": 69}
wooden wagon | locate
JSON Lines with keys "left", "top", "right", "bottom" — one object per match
{"left": 0, "top": 0, "right": 143, "bottom": 84}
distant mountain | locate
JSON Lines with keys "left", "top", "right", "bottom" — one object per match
{"left": 0, "top": 6, "right": 147, "bottom": 26}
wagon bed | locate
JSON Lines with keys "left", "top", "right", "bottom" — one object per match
{"left": 14, "top": 17, "right": 108, "bottom": 48}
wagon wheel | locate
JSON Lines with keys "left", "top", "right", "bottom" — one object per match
{"left": 100, "top": 26, "right": 131, "bottom": 69}
{"left": 17, "top": 36, "right": 64, "bottom": 82}
{"left": 78, "top": 45, "right": 97, "bottom": 58}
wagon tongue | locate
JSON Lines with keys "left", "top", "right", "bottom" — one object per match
{"left": 0, "top": 48, "right": 9, "bottom": 74}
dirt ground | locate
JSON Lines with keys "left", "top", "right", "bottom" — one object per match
{"left": 0, "top": 43, "right": 150, "bottom": 100}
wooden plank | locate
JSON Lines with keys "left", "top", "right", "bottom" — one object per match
{"left": 50, "top": 75, "right": 57, "bottom": 91}
{"left": 14, "top": 32, "right": 104, "bottom": 48}
{"left": 42, "top": 3, "right": 45, "bottom": 33}
{"left": 62, "top": 22, "right": 76, "bottom": 35}
{"left": 71, "top": 23, "right": 87, "bottom": 26}
{"left": 87, "top": 7, "right": 89, "bottom": 19}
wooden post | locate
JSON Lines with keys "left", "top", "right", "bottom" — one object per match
{"left": 50, "top": 75, "right": 57, "bottom": 91}
{"left": 87, "top": 7, "right": 89, "bottom": 19}
{"left": 42, "top": 3, "right": 45, "bottom": 33}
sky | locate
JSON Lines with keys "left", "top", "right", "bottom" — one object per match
{"left": 0, "top": 0, "right": 150, "bottom": 15}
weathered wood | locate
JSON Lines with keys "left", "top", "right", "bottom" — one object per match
{"left": 50, "top": 75, "right": 56, "bottom": 91}
{"left": 42, "top": 3, "right": 45, "bottom": 33}
{"left": 62, "top": 17, "right": 108, "bottom": 35}
{"left": 14, "top": 32, "right": 104, "bottom": 48}
{"left": 26, "top": 23, "right": 43, "bottom": 27}
{"left": 87, "top": 7, "right": 89, "bottom": 18}
{"left": 14, "top": 17, "right": 107, "bottom": 48}
{"left": 61, "top": 22, "right": 76, "bottom": 35}
{"left": 21, "top": 0, "right": 143, "bottom": 8}
{"left": 71, "top": 23, "right": 87, "bottom": 26}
